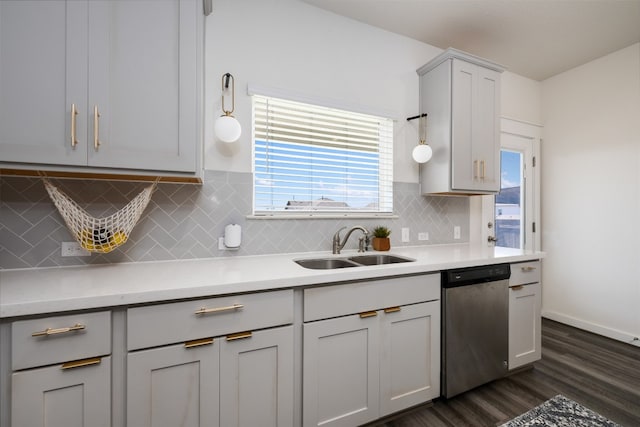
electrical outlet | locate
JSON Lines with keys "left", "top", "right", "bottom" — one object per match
{"left": 61, "top": 241, "right": 91, "bottom": 257}
{"left": 401, "top": 227, "right": 410, "bottom": 243}
{"left": 453, "top": 226, "right": 461, "bottom": 240}
{"left": 418, "top": 232, "right": 429, "bottom": 241}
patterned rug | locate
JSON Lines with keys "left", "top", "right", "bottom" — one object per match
{"left": 500, "top": 395, "right": 621, "bottom": 427}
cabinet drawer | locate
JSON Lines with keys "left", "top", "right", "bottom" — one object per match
{"left": 12, "top": 311, "right": 111, "bottom": 371}
{"left": 127, "top": 289, "right": 294, "bottom": 351}
{"left": 304, "top": 274, "right": 440, "bottom": 322}
{"left": 510, "top": 261, "right": 541, "bottom": 286}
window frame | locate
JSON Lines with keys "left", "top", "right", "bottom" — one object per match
{"left": 250, "top": 89, "right": 395, "bottom": 218}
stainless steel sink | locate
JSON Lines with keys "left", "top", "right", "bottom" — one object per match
{"left": 294, "top": 258, "right": 360, "bottom": 269}
{"left": 348, "top": 254, "right": 415, "bottom": 265}
{"left": 295, "top": 254, "right": 414, "bottom": 269}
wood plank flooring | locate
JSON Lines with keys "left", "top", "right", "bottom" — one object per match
{"left": 371, "top": 318, "right": 640, "bottom": 427}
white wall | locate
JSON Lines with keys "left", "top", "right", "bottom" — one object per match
{"left": 541, "top": 43, "right": 640, "bottom": 343}
{"left": 204, "top": 0, "right": 541, "bottom": 183}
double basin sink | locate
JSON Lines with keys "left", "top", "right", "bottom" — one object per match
{"left": 295, "top": 254, "right": 414, "bottom": 270}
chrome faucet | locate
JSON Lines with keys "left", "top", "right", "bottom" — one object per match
{"left": 332, "top": 226, "right": 370, "bottom": 254}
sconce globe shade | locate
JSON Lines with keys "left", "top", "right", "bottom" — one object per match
{"left": 412, "top": 144, "right": 433, "bottom": 163}
{"left": 215, "top": 115, "right": 242, "bottom": 143}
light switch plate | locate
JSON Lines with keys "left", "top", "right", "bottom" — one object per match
{"left": 401, "top": 227, "right": 410, "bottom": 242}
{"left": 454, "top": 226, "right": 461, "bottom": 240}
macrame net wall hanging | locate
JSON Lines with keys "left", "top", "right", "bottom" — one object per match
{"left": 43, "top": 179, "right": 156, "bottom": 253}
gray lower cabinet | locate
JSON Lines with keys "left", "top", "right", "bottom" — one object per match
{"left": 12, "top": 357, "right": 111, "bottom": 427}
{"left": 127, "top": 326, "right": 294, "bottom": 427}
{"left": 126, "top": 289, "right": 295, "bottom": 427}
{"left": 509, "top": 261, "right": 542, "bottom": 369}
{"left": 302, "top": 275, "right": 441, "bottom": 427}
{"left": 8, "top": 311, "right": 112, "bottom": 427}
{"left": 303, "top": 313, "right": 380, "bottom": 427}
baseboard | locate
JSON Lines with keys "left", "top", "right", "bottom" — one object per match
{"left": 542, "top": 311, "right": 640, "bottom": 347}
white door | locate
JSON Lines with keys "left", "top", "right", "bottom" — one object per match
{"left": 12, "top": 356, "right": 111, "bottom": 427}
{"left": 484, "top": 119, "right": 541, "bottom": 251}
{"left": 303, "top": 314, "right": 380, "bottom": 427}
{"left": 379, "top": 301, "right": 440, "bottom": 416}
{"left": 127, "top": 341, "right": 219, "bottom": 427}
{"left": 220, "top": 326, "right": 294, "bottom": 427}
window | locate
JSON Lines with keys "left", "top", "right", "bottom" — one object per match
{"left": 252, "top": 95, "right": 393, "bottom": 215}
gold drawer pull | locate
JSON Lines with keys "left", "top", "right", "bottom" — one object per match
{"left": 32, "top": 323, "right": 86, "bottom": 337}
{"left": 61, "top": 357, "right": 101, "bottom": 370}
{"left": 521, "top": 266, "right": 537, "bottom": 272}
{"left": 359, "top": 311, "right": 378, "bottom": 319}
{"left": 226, "top": 331, "right": 252, "bottom": 341}
{"left": 184, "top": 337, "right": 214, "bottom": 349}
{"left": 195, "top": 304, "right": 244, "bottom": 315}
{"left": 511, "top": 285, "right": 525, "bottom": 291}
{"left": 384, "top": 306, "right": 401, "bottom": 314}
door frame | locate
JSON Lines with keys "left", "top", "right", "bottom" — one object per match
{"left": 480, "top": 118, "right": 541, "bottom": 251}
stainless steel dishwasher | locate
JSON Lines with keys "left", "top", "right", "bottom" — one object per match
{"left": 441, "top": 263, "right": 511, "bottom": 398}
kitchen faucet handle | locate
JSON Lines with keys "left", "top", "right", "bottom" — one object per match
{"left": 333, "top": 226, "right": 347, "bottom": 240}
{"left": 358, "top": 236, "right": 366, "bottom": 252}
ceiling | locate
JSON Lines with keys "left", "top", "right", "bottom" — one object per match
{"left": 301, "top": 0, "right": 640, "bottom": 81}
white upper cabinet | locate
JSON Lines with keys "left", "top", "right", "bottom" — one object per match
{"left": 417, "top": 48, "right": 504, "bottom": 195}
{"left": 0, "top": 0, "right": 201, "bottom": 175}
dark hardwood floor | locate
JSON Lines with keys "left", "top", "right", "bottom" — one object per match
{"left": 372, "top": 318, "right": 640, "bottom": 427}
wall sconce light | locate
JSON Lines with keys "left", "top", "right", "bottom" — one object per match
{"left": 214, "top": 73, "right": 242, "bottom": 143}
{"left": 407, "top": 113, "right": 432, "bottom": 163}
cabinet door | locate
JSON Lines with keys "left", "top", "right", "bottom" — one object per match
{"left": 509, "top": 282, "right": 542, "bottom": 369}
{"left": 87, "top": 0, "right": 198, "bottom": 172}
{"left": 379, "top": 301, "right": 440, "bottom": 416}
{"left": 451, "top": 58, "right": 476, "bottom": 191}
{"left": 451, "top": 59, "right": 501, "bottom": 192}
{"left": 0, "top": 0, "right": 88, "bottom": 166}
{"left": 11, "top": 356, "right": 111, "bottom": 427}
{"left": 303, "top": 314, "right": 379, "bottom": 427}
{"left": 473, "top": 65, "right": 501, "bottom": 191}
{"left": 220, "top": 326, "right": 294, "bottom": 427}
{"left": 127, "top": 340, "right": 219, "bottom": 427}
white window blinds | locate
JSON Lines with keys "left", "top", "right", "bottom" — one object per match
{"left": 252, "top": 95, "right": 393, "bottom": 215}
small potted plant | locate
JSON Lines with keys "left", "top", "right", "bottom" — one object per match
{"left": 372, "top": 226, "right": 391, "bottom": 251}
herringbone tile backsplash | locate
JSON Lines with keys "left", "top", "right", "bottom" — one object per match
{"left": 0, "top": 171, "right": 469, "bottom": 269}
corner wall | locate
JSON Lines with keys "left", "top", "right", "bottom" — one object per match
{"left": 541, "top": 43, "right": 640, "bottom": 343}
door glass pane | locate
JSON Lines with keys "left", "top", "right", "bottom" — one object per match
{"left": 495, "top": 150, "right": 523, "bottom": 249}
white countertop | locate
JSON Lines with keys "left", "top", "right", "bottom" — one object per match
{"left": 0, "top": 244, "right": 544, "bottom": 319}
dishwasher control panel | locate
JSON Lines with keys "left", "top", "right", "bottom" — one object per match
{"left": 442, "top": 263, "right": 511, "bottom": 287}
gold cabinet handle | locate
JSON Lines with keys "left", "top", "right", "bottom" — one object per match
{"left": 521, "top": 266, "right": 537, "bottom": 272}
{"left": 359, "top": 311, "right": 378, "bottom": 319}
{"left": 70, "top": 103, "right": 78, "bottom": 148}
{"left": 511, "top": 285, "right": 525, "bottom": 291}
{"left": 32, "top": 323, "right": 86, "bottom": 337}
{"left": 194, "top": 303, "right": 244, "bottom": 315}
{"left": 226, "top": 331, "right": 252, "bottom": 341}
{"left": 480, "top": 160, "right": 486, "bottom": 180}
{"left": 184, "top": 337, "right": 214, "bottom": 349}
{"left": 61, "top": 357, "right": 101, "bottom": 370}
{"left": 383, "top": 306, "right": 401, "bottom": 314}
{"left": 93, "top": 105, "right": 101, "bottom": 150}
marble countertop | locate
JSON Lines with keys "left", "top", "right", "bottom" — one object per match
{"left": 0, "top": 244, "right": 544, "bottom": 319}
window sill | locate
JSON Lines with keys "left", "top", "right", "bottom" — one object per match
{"left": 247, "top": 213, "right": 399, "bottom": 220}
